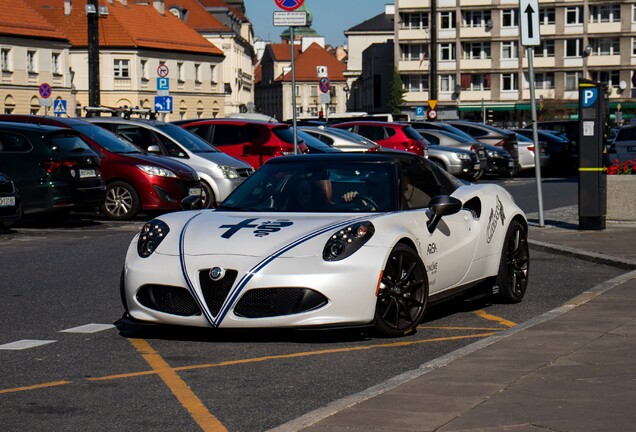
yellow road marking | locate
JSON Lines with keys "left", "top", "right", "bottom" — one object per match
{"left": 1, "top": 331, "right": 498, "bottom": 395}
{"left": 474, "top": 310, "right": 516, "bottom": 328}
{"left": 129, "top": 338, "right": 227, "bottom": 432}
{"left": 418, "top": 325, "right": 505, "bottom": 331}
{"left": 0, "top": 380, "right": 71, "bottom": 394}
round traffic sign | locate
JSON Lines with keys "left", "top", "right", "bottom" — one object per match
{"left": 157, "top": 64, "right": 169, "bottom": 78}
{"left": 427, "top": 109, "right": 437, "bottom": 120}
{"left": 275, "top": 0, "right": 304, "bottom": 12}
{"left": 38, "top": 83, "right": 52, "bottom": 99}
{"left": 319, "top": 77, "right": 330, "bottom": 94}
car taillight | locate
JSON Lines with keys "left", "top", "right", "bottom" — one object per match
{"left": 42, "top": 160, "right": 78, "bottom": 173}
{"left": 404, "top": 140, "right": 425, "bottom": 157}
{"left": 528, "top": 145, "right": 535, "bottom": 152}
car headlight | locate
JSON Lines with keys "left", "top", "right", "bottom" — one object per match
{"left": 323, "top": 221, "right": 374, "bottom": 261}
{"left": 453, "top": 152, "right": 471, "bottom": 160}
{"left": 219, "top": 165, "right": 240, "bottom": 179}
{"left": 137, "top": 164, "right": 177, "bottom": 178}
{"left": 137, "top": 219, "right": 170, "bottom": 258}
{"left": 486, "top": 149, "right": 501, "bottom": 158}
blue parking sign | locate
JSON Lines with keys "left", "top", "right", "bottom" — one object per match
{"left": 415, "top": 106, "right": 425, "bottom": 118}
{"left": 53, "top": 99, "right": 67, "bottom": 115}
{"left": 157, "top": 77, "right": 169, "bottom": 91}
{"left": 154, "top": 95, "right": 173, "bottom": 113}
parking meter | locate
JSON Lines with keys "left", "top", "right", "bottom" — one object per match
{"left": 578, "top": 78, "right": 607, "bottom": 230}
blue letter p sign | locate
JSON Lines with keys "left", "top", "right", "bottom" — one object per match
{"left": 582, "top": 88, "right": 598, "bottom": 108}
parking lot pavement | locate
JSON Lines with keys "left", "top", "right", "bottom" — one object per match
{"left": 275, "top": 205, "right": 636, "bottom": 432}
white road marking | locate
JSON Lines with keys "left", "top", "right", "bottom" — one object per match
{"left": 0, "top": 340, "right": 56, "bottom": 350}
{"left": 60, "top": 323, "right": 115, "bottom": 334}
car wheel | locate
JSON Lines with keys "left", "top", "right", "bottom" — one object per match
{"left": 494, "top": 220, "right": 529, "bottom": 303}
{"left": 102, "top": 181, "right": 140, "bottom": 221}
{"left": 473, "top": 169, "right": 484, "bottom": 181}
{"left": 374, "top": 244, "right": 428, "bottom": 337}
{"left": 201, "top": 181, "right": 216, "bottom": 209}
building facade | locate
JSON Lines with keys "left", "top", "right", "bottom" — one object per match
{"left": 394, "top": 0, "right": 636, "bottom": 124}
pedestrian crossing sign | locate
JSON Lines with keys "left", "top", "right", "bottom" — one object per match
{"left": 53, "top": 99, "right": 67, "bottom": 115}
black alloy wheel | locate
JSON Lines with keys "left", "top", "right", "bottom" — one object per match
{"left": 374, "top": 244, "right": 428, "bottom": 337}
{"left": 495, "top": 220, "right": 529, "bottom": 303}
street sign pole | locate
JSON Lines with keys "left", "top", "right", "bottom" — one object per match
{"left": 290, "top": 26, "right": 298, "bottom": 154}
{"left": 520, "top": 0, "right": 544, "bottom": 227}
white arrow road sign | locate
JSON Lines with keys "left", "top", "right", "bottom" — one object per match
{"left": 520, "top": 0, "right": 540, "bottom": 46}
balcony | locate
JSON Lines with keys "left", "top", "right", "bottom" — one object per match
{"left": 398, "top": 29, "right": 429, "bottom": 41}
{"left": 459, "top": 27, "right": 490, "bottom": 39}
{"left": 459, "top": 58, "right": 492, "bottom": 70}
{"left": 588, "top": 22, "right": 621, "bottom": 34}
{"left": 587, "top": 55, "right": 620, "bottom": 67}
{"left": 399, "top": 59, "right": 429, "bottom": 72}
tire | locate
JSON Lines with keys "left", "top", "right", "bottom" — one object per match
{"left": 494, "top": 220, "right": 529, "bottom": 303}
{"left": 201, "top": 181, "right": 216, "bottom": 209}
{"left": 374, "top": 244, "right": 428, "bottom": 337}
{"left": 472, "top": 169, "right": 484, "bottom": 182}
{"left": 101, "top": 181, "right": 140, "bottom": 221}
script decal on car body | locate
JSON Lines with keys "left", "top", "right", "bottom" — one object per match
{"left": 220, "top": 218, "right": 294, "bottom": 239}
{"left": 486, "top": 196, "right": 506, "bottom": 243}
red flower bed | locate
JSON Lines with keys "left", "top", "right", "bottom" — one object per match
{"left": 607, "top": 158, "right": 636, "bottom": 175}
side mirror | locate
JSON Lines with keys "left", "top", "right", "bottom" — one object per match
{"left": 427, "top": 195, "right": 462, "bottom": 233}
{"left": 147, "top": 144, "right": 162, "bottom": 154}
{"left": 181, "top": 194, "right": 202, "bottom": 211}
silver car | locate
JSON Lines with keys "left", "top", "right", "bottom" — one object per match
{"left": 428, "top": 145, "right": 480, "bottom": 180}
{"left": 299, "top": 126, "right": 381, "bottom": 152}
{"left": 415, "top": 128, "right": 487, "bottom": 179}
{"left": 84, "top": 117, "right": 253, "bottom": 208}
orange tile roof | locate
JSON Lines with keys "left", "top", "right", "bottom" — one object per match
{"left": 197, "top": 0, "right": 247, "bottom": 22}
{"left": 269, "top": 43, "right": 300, "bottom": 62}
{"left": 278, "top": 43, "right": 346, "bottom": 82}
{"left": 26, "top": 0, "right": 223, "bottom": 55}
{"left": 253, "top": 62, "right": 261, "bottom": 85}
{"left": 164, "top": 0, "right": 230, "bottom": 33}
{"left": 0, "top": 0, "right": 66, "bottom": 40}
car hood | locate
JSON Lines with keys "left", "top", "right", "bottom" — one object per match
{"left": 194, "top": 151, "right": 253, "bottom": 169}
{"left": 158, "top": 211, "right": 370, "bottom": 258}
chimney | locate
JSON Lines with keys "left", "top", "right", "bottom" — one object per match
{"left": 64, "top": 0, "right": 72, "bottom": 15}
{"left": 153, "top": 0, "right": 164, "bottom": 15}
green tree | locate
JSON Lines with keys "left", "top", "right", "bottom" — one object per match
{"left": 389, "top": 67, "right": 406, "bottom": 115}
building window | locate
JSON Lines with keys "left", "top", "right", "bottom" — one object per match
{"left": 114, "top": 59, "right": 129, "bottom": 78}
{"left": 402, "top": 74, "right": 428, "bottom": 92}
{"left": 51, "top": 52, "right": 60, "bottom": 75}
{"left": 501, "top": 41, "right": 518, "bottom": 59}
{"left": 501, "top": 9, "right": 518, "bottom": 27}
{"left": 590, "top": 5, "right": 620, "bottom": 23}
{"left": 632, "top": 37, "right": 636, "bottom": 56}
{"left": 440, "top": 74, "right": 456, "bottom": 92}
{"left": 439, "top": 43, "right": 456, "bottom": 61}
{"left": 177, "top": 62, "right": 184, "bottom": 82}
{"left": 400, "top": 44, "right": 428, "bottom": 61}
{"left": 501, "top": 73, "right": 518, "bottom": 91}
{"left": 210, "top": 65, "right": 217, "bottom": 84}
{"left": 539, "top": 8, "right": 555, "bottom": 25}
{"left": 534, "top": 72, "right": 555, "bottom": 89}
{"left": 565, "top": 39, "right": 582, "bottom": 57}
{"left": 27, "top": 50, "right": 37, "bottom": 73}
{"left": 462, "top": 42, "right": 491, "bottom": 60}
{"left": 309, "top": 106, "right": 318, "bottom": 116}
{"left": 462, "top": 10, "right": 491, "bottom": 28}
{"left": 141, "top": 60, "right": 149, "bottom": 80}
{"left": 461, "top": 73, "right": 491, "bottom": 91}
{"left": 1, "top": 48, "right": 11, "bottom": 71}
{"left": 633, "top": 5, "right": 636, "bottom": 23}
{"left": 400, "top": 12, "right": 428, "bottom": 29}
{"left": 310, "top": 85, "right": 317, "bottom": 96}
{"left": 195, "top": 63, "right": 201, "bottom": 83}
{"left": 439, "top": 11, "right": 456, "bottom": 29}
{"left": 565, "top": 6, "right": 583, "bottom": 25}
{"left": 590, "top": 70, "right": 620, "bottom": 88}
{"left": 590, "top": 38, "right": 620, "bottom": 56}
{"left": 296, "top": 105, "right": 303, "bottom": 116}
{"left": 564, "top": 72, "right": 580, "bottom": 91}
{"left": 535, "top": 40, "right": 555, "bottom": 57}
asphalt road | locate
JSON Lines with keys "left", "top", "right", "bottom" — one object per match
{"left": 0, "top": 175, "right": 624, "bottom": 432}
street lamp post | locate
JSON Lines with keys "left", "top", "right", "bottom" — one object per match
{"left": 87, "top": 0, "right": 100, "bottom": 111}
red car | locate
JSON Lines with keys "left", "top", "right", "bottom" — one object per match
{"left": 331, "top": 121, "right": 429, "bottom": 157}
{"left": 173, "top": 119, "right": 308, "bottom": 168}
{"left": 0, "top": 115, "right": 201, "bottom": 220}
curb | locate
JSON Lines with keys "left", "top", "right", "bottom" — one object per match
{"left": 528, "top": 239, "right": 636, "bottom": 270}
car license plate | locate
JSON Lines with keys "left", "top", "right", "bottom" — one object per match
{"left": 508, "top": 161, "right": 515, "bottom": 168}
{"left": 189, "top": 188, "right": 202, "bottom": 196}
{"left": 79, "top": 169, "right": 96, "bottom": 178}
{"left": 0, "top": 196, "right": 15, "bottom": 207}
{"left": 473, "top": 163, "right": 480, "bottom": 170}
{"left": 628, "top": 146, "right": 636, "bottom": 152}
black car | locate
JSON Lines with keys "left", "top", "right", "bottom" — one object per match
{"left": 512, "top": 128, "right": 578, "bottom": 174}
{"left": 0, "top": 122, "right": 106, "bottom": 219}
{"left": 0, "top": 171, "right": 21, "bottom": 229}
{"left": 483, "top": 144, "right": 515, "bottom": 177}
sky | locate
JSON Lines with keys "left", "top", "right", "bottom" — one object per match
{"left": 243, "top": 0, "right": 392, "bottom": 47}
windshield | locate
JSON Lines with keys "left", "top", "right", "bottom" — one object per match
{"left": 272, "top": 126, "right": 295, "bottom": 144}
{"left": 74, "top": 124, "right": 142, "bottom": 154}
{"left": 220, "top": 160, "right": 396, "bottom": 213}
{"left": 156, "top": 123, "right": 220, "bottom": 153}
{"left": 403, "top": 126, "right": 424, "bottom": 140}
{"left": 297, "top": 130, "right": 340, "bottom": 153}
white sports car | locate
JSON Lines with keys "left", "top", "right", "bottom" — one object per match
{"left": 121, "top": 152, "right": 529, "bottom": 337}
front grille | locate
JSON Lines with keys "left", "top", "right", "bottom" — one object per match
{"left": 236, "top": 168, "right": 253, "bottom": 178}
{"left": 137, "top": 284, "right": 200, "bottom": 316}
{"left": 199, "top": 269, "right": 238, "bottom": 316}
{"left": 234, "top": 288, "right": 328, "bottom": 318}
